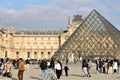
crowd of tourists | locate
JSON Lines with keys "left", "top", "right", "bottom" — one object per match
{"left": 0, "top": 57, "right": 120, "bottom": 80}
{"left": 0, "top": 57, "right": 68, "bottom": 80}
{"left": 95, "top": 58, "right": 119, "bottom": 74}
{"left": 0, "top": 58, "right": 12, "bottom": 78}
{"left": 39, "top": 57, "right": 120, "bottom": 80}
{"left": 0, "top": 58, "right": 25, "bottom": 80}
{"left": 81, "top": 58, "right": 120, "bottom": 78}
{"left": 39, "top": 58, "right": 68, "bottom": 80}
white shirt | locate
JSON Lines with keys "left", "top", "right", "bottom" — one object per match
{"left": 113, "top": 62, "right": 118, "bottom": 69}
{"left": 55, "top": 63, "right": 61, "bottom": 70}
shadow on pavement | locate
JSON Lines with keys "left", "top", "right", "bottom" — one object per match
{"left": 70, "top": 74, "right": 83, "bottom": 77}
{"left": 116, "top": 77, "right": 120, "bottom": 79}
{"left": 30, "top": 76, "right": 41, "bottom": 80}
{"left": 34, "top": 68, "right": 39, "bottom": 69}
{"left": 11, "top": 77, "right": 18, "bottom": 80}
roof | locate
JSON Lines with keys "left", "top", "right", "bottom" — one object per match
{"left": 15, "top": 30, "right": 65, "bottom": 35}
{"left": 72, "top": 15, "right": 83, "bottom": 24}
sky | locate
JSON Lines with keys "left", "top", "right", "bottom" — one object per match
{"left": 0, "top": 0, "right": 120, "bottom": 31}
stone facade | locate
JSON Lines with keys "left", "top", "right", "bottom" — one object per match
{"left": 0, "top": 15, "right": 83, "bottom": 59}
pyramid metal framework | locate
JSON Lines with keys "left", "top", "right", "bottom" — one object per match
{"left": 53, "top": 9, "right": 120, "bottom": 60}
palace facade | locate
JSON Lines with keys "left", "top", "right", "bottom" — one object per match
{"left": 0, "top": 15, "right": 83, "bottom": 59}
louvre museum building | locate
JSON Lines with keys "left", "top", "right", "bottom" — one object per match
{"left": 0, "top": 10, "right": 120, "bottom": 60}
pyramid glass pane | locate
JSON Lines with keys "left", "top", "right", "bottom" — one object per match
{"left": 53, "top": 10, "right": 120, "bottom": 60}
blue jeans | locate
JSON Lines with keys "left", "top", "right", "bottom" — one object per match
{"left": 41, "top": 69, "right": 48, "bottom": 80}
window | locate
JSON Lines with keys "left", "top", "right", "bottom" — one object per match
{"left": 40, "top": 42, "right": 44, "bottom": 45}
{"left": 34, "top": 37, "right": 36, "bottom": 40}
{"left": 48, "top": 52, "right": 51, "bottom": 58}
{"left": 34, "top": 52, "right": 37, "bottom": 59}
{"left": 27, "top": 42, "right": 31, "bottom": 45}
{"left": 48, "top": 37, "right": 50, "bottom": 40}
{"left": 53, "top": 42, "right": 57, "bottom": 44}
{"left": 16, "top": 42, "right": 19, "bottom": 45}
{"left": 48, "top": 52, "right": 50, "bottom": 55}
{"left": 41, "top": 52, "right": 44, "bottom": 58}
{"left": 6, "top": 34, "right": 8, "bottom": 38}
{"left": 27, "top": 52, "right": 30, "bottom": 58}
{"left": 16, "top": 52, "right": 19, "bottom": 59}
{"left": 33, "top": 42, "right": 37, "bottom": 45}
{"left": 47, "top": 42, "right": 51, "bottom": 45}
{"left": 5, "top": 51, "right": 7, "bottom": 57}
{"left": 41, "top": 37, "right": 43, "bottom": 40}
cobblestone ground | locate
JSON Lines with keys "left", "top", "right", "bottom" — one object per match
{"left": 1, "top": 63, "right": 120, "bottom": 80}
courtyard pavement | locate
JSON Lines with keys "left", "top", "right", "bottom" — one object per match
{"left": 1, "top": 63, "right": 120, "bottom": 80}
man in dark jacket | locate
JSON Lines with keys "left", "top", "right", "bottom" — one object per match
{"left": 50, "top": 58, "right": 55, "bottom": 80}
{"left": 40, "top": 59, "right": 48, "bottom": 80}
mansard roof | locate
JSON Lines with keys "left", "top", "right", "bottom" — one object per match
{"left": 15, "top": 30, "right": 65, "bottom": 35}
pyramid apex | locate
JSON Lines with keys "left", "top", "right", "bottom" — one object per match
{"left": 91, "top": 9, "right": 98, "bottom": 13}
{"left": 93, "top": 9, "right": 97, "bottom": 11}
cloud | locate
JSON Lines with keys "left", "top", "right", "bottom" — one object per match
{"left": 52, "top": 0, "right": 98, "bottom": 9}
{"left": 0, "top": 0, "right": 120, "bottom": 30}
{"left": 0, "top": 2, "right": 95, "bottom": 30}
{"left": 0, "top": 6, "right": 69, "bottom": 30}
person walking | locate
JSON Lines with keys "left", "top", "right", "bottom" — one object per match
{"left": 82, "top": 59, "right": 88, "bottom": 77}
{"left": 95, "top": 58, "right": 99, "bottom": 74}
{"left": 25, "top": 59, "right": 30, "bottom": 69}
{"left": 104, "top": 59, "right": 109, "bottom": 74}
{"left": 54, "top": 60, "right": 62, "bottom": 80}
{"left": 18, "top": 58, "right": 25, "bottom": 80}
{"left": 108, "top": 60, "right": 113, "bottom": 74}
{"left": 64, "top": 64, "right": 69, "bottom": 76}
{"left": 50, "top": 58, "right": 55, "bottom": 80}
{"left": 113, "top": 59, "right": 118, "bottom": 74}
{"left": 5, "top": 60, "right": 12, "bottom": 77}
{"left": 40, "top": 59, "right": 48, "bottom": 80}
{"left": 87, "top": 59, "right": 92, "bottom": 77}
{"left": 98, "top": 58, "right": 104, "bottom": 73}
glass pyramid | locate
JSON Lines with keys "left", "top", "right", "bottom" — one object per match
{"left": 53, "top": 9, "right": 120, "bottom": 60}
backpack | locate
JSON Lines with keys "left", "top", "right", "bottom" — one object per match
{"left": 40, "top": 61, "right": 47, "bottom": 70}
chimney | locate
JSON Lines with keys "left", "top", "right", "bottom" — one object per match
{"left": 68, "top": 16, "right": 71, "bottom": 25}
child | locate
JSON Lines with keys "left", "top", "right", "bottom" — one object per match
{"left": 64, "top": 65, "right": 69, "bottom": 76}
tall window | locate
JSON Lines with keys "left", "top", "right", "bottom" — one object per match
{"left": 34, "top": 52, "right": 37, "bottom": 59}
{"left": 5, "top": 51, "right": 8, "bottom": 57}
{"left": 27, "top": 52, "right": 30, "bottom": 58}
{"left": 48, "top": 52, "right": 51, "bottom": 58}
{"left": 16, "top": 52, "right": 19, "bottom": 59}
{"left": 41, "top": 52, "right": 44, "bottom": 58}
